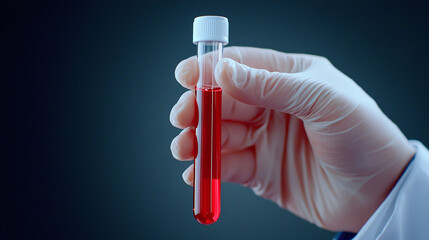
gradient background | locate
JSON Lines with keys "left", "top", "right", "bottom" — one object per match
{"left": 5, "top": 1, "right": 428, "bottom": 239}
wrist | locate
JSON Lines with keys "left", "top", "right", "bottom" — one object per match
{"left": 352, "top": 141, "right": 416, "bottom": 232}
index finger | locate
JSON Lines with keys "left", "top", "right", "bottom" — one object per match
{"left": 174, "top": 46, "right": 314, "bottom": 89}
{"left": 174, "top": 55, "right": 198, "bottom": 90}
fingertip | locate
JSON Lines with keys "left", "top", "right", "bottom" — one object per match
{"left": 215, "top": 58, "right": 233, "bottom": 85}
{"left": 182, "top": 165, "right": 194, "bottom": 186}
{"left": 170, "top": 128, "right": 196, "bottom": 161}
{"left": 175, "top": 56, "right": 198, "bottom": 89}
{"left": 215, "top": 58, "right": 248, "bottom": 101}
{"left": 169, "top": 91, "right": 196, "bottom": 129}
{"left": 169, "top": 107, "right": 180, "bottom": 128}
{"left": 170, "top": 135, "right": 181, "bottom": 159}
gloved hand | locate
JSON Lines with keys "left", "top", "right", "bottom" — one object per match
{"left": 170, "top": 47, "right": 415, "bottom": 232}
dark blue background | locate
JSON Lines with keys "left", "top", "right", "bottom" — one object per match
{"left": 5, "top": 1, "right": 428, "bottom": 239}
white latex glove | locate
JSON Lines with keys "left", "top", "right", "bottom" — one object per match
{"left": 170, "top": 47, "right": 415, "bottom": 232}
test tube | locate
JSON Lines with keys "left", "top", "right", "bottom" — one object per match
{"left": 192, "top": 16, "right": 229, "bottom": 225}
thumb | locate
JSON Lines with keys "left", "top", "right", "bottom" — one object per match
{"left": 215, "top": 58, "right": 321, "bottom": 119}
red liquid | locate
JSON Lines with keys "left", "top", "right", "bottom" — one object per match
{"left": 193, "top": 87, "right": 222, "bottom": 224}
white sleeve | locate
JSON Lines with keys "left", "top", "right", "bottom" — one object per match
{"left": 353, "top": 140, "right": 429, "bottom": 240}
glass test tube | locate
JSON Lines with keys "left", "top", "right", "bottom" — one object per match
{"left": 192, "top": 16, "right": 228, "bottom": 225}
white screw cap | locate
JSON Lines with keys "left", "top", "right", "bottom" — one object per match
{"left": 193, "top": 16, "right": 229, "bottom": 45}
